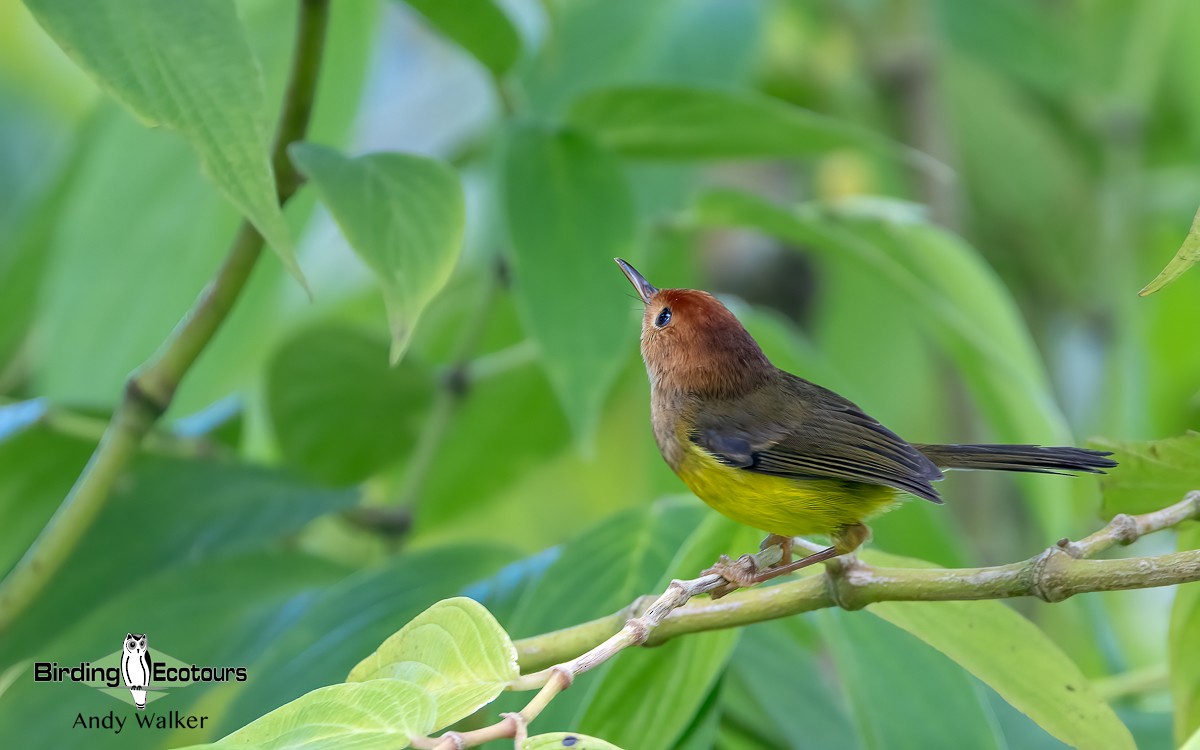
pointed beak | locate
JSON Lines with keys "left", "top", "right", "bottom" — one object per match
{"left": 615, "top": 258, "right": 657, "bottom": 304}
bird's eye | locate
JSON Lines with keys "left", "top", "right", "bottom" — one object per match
{"left": 654, "top": 308, "right": 671, "bottom": 327}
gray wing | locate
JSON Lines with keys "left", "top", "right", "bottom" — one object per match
{"left": 690, "top": 375, "right": 944, "bottom": 503}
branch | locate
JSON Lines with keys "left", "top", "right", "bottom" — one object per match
{"left": 412, "top": 493, "right": 1200, "bottom": 748}
{"left": 517, "top": 492, "right": 1200, "bottom": 673}
{"left": 0, "top": 0, "right": 332, "bottom": 633}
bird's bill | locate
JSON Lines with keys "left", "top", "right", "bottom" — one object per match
{"left": 615, "top": 258, "right": 658, "bottom": 304}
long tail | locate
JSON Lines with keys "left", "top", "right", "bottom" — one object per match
{"left": 913, "top": 444, "right": 1116, "bottom": 475}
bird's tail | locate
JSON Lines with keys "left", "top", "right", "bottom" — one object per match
{"left": 913, "top": 444, "right": 1116, "bottom": 475}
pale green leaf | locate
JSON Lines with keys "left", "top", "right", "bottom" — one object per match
{"left": 1172, "top": 523, "right": 1200, "bottom": 745}
{"left": 567, "top": 85, "right": 930, "bottom": 169}
{"left": 524, "top": 733, "right": 625, "bottom": 750}
{"left": 184, "top": 679, "right": 435, "bottom": 750}
{"left": 348, "top": 597, "right": 518, "bottom": 730}
{"left": 1141, "top": 205, "right": 1200, "bottom": 295}
{"left": 401, "top": 0, "right": 521, "bottom": 75}
{"left": 502, "top": 126, "right": 635, "bottom": 442}
{"left": 1182, "top": 723, "right": 1200, "bottom": 750}
{"left": 862, "top": 550, "right": 1135, "bottom": 750}
{"left": 23, "top": 0, "right": 301, "bottom": 284}
{"left": 290, "top": 143, "right": 465, "bottom": 362}
{"left": 1090, "top": 433, "right": 1200, "bottom": 516}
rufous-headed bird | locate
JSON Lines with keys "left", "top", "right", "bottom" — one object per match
{"left": 616, "top": 259, "right": 1115, "bottom": 587}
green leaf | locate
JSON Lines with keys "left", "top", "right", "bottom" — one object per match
{"left": 23, "top": 0, "right": 301, "bottom": 284}
{"left": 722, "top": 620, "right": 858, "bottom": 749}
{"left": 1, "top": 449, "right": 359, "bottom": 665}
{"left": 414, "top": 345, "right": 571, "bottom": 537}
{"left": 507, "top": 501, "right": 702, "bottom": 643}
{"left": 572, "top": 515, "right": 760, "bottom": 750}
{"left": 0, "top": 99, "right": 92, "bottom": 369}
{"left": 290, "top": 143, "right": 465, "bottom": 362}
{"left": 1090, "top": 433, "right": 1200, "bottom": 516}
{"left": 497, "top": 501, "right": 702, "bottom": 731}
{"left": 567, "top": 85, "right": 908, "bottom": 162}
{"left": 0, "top": 551, "right": 351, "bottom": 750}
{"left": 216, "top": 544, "right": 517, "bottom": 735}
{"left": 524, "top": 733, "right": 625, "bottom": 750}
{"left": 862, "top": 550, "right": 1135, "bottom": 750}
{"left": 933, "top": 0, "right": 1076, "bottom": 95}
{"left": 502, "top": 126, "right": 636, "bottom": 441}
{"left": 33, "top": 105, "right": 246, "bottom": 410}
{"left": 1172, "top": 523, "right": 1200, "bottom": 744}
{"left": 1141, "top": 201, "right": 1200, "bottom": 296}
{"left": 820, "top": 609, "right": 1006, "bottom": 750}
{"left": 0, "top": 418, "right": 94, "bottom": 579}
{"left": 31, "top": 2, "right": 377, "bottom": 412}
{"left": 348, "top": 597, "right": 518, "bottom": 730}
{"left": 267, "top": 324, "right": 434, "bottom": 485}
{"left": 402, "top": 0, "right": 521, "bottom": 76}
{"left": 188, "top": 679, "right": 436, "bottom": 750}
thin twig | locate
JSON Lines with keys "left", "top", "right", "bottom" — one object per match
{"left": 0, "top": 0, "right": 332, "bottom": 633}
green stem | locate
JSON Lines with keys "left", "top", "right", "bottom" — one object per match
{"left": 0, "top": 0, "right": 332, "bottom": 634}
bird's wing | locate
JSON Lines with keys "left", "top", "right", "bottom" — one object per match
{"left": 690, "top": 375, "right": 945, "bottom": 503}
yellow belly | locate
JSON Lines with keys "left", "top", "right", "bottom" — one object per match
{"left": 676, "top": 441, "right": 900, "bottom": 537}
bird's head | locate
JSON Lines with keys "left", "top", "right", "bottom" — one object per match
{"left": 615, "top": 258, "right": 771, "bottom": 396}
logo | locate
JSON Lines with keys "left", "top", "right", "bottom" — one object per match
{"left": 33, "top": 632, "right": 248, "bottom": 734}
{"left": 121, "top": 633, "right": 150, "bottom": 709}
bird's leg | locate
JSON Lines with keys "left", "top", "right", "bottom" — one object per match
{"left": 705, "top": 523, "right": 871, "bottom": 597}
{"left": 701, "top": 553, "right": 761, "bottom": 590}
{"left": 760, "top": 533, "right": 793, "bottom": 565}
{"left": 702, "top": 534, "right": 794, "bottom": 592}
{"left": 832, "top": 522, "right": 871, "bottom": 555}
{"left": 732, "top": 545, "right": 841, "bottom": 585}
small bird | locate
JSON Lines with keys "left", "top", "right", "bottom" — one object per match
{"left": 616, "top": 259, "right": 1116, "bottom": 588}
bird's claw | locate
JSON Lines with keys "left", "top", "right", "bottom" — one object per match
{"left": 703, "top": 553, "right": 760, "bottom": 599}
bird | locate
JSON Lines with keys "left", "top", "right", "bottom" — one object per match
{"left": 615, "top": 258, "right": 1116, "bottom": 589}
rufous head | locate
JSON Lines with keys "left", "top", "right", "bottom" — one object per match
{"left": 615, "top": 259, "right": 771, "bottom": 396}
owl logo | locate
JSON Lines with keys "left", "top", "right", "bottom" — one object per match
{"left": 120, "top": 633, "right": 151, "bottom": 710}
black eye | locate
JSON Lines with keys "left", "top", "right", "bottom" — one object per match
{"left": 655, "top": 308, "right": 671, "bottom": 327}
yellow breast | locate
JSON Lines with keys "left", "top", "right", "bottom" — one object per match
{"left": 675, "top": 439, "right": 899, "bottom": 537}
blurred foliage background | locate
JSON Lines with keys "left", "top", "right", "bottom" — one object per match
{"left": 1, "top": 0, "right": 1199, "bottom": 748}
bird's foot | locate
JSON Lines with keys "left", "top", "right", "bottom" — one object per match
{"left": 702, "top": 553, "right": 761, "bottom": 599}
{"left": 704, "top": 544, "right": 845, "bottom": 599}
